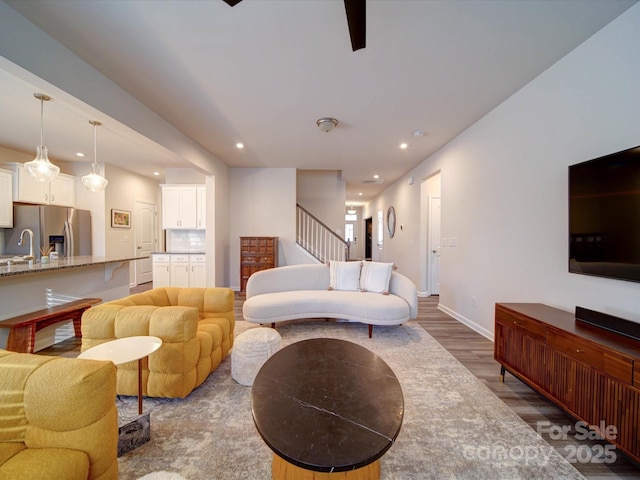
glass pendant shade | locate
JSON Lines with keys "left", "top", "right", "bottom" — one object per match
{"left": 82, "top": 120, "right": 108, "bottom": 192}
{"left": 82, "top": 164, "right": 109, "bottom": 192}
{"left": 25, "top": 94, "right": 60, "bottom": 182}
{"left": 25, "top": 145, "right": 60, "bottom": 182}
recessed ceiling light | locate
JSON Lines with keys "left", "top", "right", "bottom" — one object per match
{"left": 373, "top": 174, "right": 379, "bottom": 179}
{"left": 153, "top": 171, "right": 160, "bottom": 176}
{"left": 400, "top": 143, "right": 408, "bottom": 149}
{"left": 358, "top": 192, "right": 363, "bottom": 196}
{"left": 76, "top": 152, "right": 85, "bottom": 157}
{"left": 236, "top": 143, "right": 244, "bottom": 149}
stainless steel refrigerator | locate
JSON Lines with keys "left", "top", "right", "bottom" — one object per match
{"left": 4, "top": 205, "right": 92, "bottom": 260}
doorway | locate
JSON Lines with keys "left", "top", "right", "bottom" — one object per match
{"left": 421, "top": 172, "right": 442, "bottom": 296}
{"left": 428, "top": 196, "right": 441, "bottom": 295}
{"left": 364, "top": 217, "right": 372, "bottom": 261}
{"left": 135, "top": 200, "right": 156, "bottom": 285}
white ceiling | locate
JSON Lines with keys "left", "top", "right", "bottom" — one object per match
{"left": 2, "top": 0, "right": 636, "bottom": 202}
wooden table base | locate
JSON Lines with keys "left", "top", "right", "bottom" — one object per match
{"left": 272, "top": 455, "right": 380, "bottom": 480}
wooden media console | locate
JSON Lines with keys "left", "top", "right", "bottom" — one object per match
{"left": 494, "top": 303, "right": 640, "bottom": 464}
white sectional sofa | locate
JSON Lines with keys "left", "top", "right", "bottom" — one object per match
{"left": 242, "top": 263, "right": 418, "bottom": 337}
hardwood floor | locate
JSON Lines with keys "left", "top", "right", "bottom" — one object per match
{"left": 40, "top": 287, "right": 640, "bottom": 478}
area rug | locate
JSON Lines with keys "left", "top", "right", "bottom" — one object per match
{"left": 136, "top": 472, "right": 187, "bottom": 480}
{"left": 118, "top": 320, "right": 584, "bottom": 480}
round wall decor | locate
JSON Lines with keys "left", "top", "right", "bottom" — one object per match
{"left": 386, "top": 206, "right": 396, "bottom": 238}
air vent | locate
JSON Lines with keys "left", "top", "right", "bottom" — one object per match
{"left": 361, "top": 178, "right": 384, "bottom": 184}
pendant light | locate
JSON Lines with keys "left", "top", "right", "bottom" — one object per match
{"left": 81, "top": 120, "right": 109, "bottom": 192}
{"left": 24, "top": 93, "right": 60, "bottom": 182}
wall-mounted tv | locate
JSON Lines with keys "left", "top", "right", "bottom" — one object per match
{"left": 569, "top": 145, "right": 640, "bottom": 283}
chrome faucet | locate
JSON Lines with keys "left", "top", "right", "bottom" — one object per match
{"left": 18, "top": 228, "right": 35, "bottom": 259}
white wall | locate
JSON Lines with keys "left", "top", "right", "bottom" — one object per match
{"left": 166, "top": 168, "right": 206, "bottom": 184}
{"left": 297, "top": 170, "right": 346, "bottom": 234}
{"left": 370, "top": 4, "right": 640, "bottom": 338}
{"left": 104, "top": 164, "right": 160, "bottom": 285}
{"left": 363, "top": 173, "right": 419, "bottom": 267}
{"left": 229, "top": 167, "right": 311, "bottom": 290}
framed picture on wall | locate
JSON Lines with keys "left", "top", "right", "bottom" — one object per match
{"left": 111, "top": 209, "right": 131, "bottom": 228}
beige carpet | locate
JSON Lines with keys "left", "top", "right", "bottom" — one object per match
{"left": 117, "top": 319, "right": 584, "bottom": 480}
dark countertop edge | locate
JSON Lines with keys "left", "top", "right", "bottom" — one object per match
{"left": 0, "top": 255, "right": 145, "bottom": 278}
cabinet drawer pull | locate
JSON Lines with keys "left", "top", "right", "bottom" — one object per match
{"left": 576, "top": 349, "right": 582, "bottom": 353}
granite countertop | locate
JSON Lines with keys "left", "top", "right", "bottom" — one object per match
{"left": 0, "top": 255, "right": 147, "bottom": 278}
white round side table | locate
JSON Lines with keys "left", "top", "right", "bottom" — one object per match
{"left": 79, "top": 336, "right": 162, "bottom": 415}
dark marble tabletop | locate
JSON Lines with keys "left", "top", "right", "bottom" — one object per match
{"left": 251, "top": 338, "right": 404, "bottom": 472}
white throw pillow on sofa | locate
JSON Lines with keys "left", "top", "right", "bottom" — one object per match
{"left": 329, "top": 260, "right": 361, "bottom": 291}
{"left": 359, "top": 261, "right": 393, "bottom": 294}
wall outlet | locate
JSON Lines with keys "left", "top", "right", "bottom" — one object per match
{"left": 123, "top": 235, "right": 129, "bottom": 242}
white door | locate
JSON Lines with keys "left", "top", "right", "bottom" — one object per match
{"left": 428, "top": 196, "right": 441, "bottom": 295}
{"left": 135, "top": 200, "right": 155, "bottom": 285}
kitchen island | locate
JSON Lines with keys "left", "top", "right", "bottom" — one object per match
{"left": 0, "top": 255, "right": 146, "bottom": 352}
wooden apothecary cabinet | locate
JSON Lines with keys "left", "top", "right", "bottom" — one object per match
{"left": 240, "top": 237, "right": 278, "bottom": 293}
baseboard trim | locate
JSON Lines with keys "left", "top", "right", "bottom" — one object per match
{"left": 437, "top": 304, "right": 494, "bottom": 342}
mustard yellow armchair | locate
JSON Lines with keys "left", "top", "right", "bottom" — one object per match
{"left": 0, "top": 349, "right": 118, "bottom": 480}
{"left": 81, "top": 287, "right": 235, "bottom": 398}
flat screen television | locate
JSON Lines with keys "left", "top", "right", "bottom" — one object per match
{"left": 569, "top": 145, "right": 640, "bottom": 283}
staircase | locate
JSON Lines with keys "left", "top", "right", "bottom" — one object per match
{"left": 296, "top": 204, "right": 350, "bottom": 263}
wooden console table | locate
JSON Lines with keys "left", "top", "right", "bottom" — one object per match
{"left": 0, "top": 298, "right": 101, "bottom": 353}
{"left": 494, "top": 303, "right": 640, "bottom": 464}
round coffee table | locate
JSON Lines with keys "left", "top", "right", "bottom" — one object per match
{"left": 78, "top": 336, "right": 162, "bottom": 415}
{"left": 251, "top": 338, "right": 404, "bottom": 479}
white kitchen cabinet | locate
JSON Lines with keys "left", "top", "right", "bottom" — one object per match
{"left": 9, "top": 163, "right": 75, "bottom": 207}
{"left": 152, "top": 254, "right": 171, "bottom": 287}
{"left": 152, "top": 253, "right": 206, "bottom": 287}
{"left": 189, "top": 254, "right": 207, "bottom": 287}
{"left": 49, "top": 173, "right": 75, "bottom": 207}
{"left": 0, "top": 169, "right": 13, "bottom": 227}
{"left": 170, "top": 254, "right": 191, "bottom": 287}
{"left": 161, "top": 185, "right": 197, "bottom": 229}
{"left": 196, "top": 186, "right": 206, "bottom": 230}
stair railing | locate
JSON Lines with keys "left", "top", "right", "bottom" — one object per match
{"left": 296, "top": 204, "right": 350, "bottom": 263}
